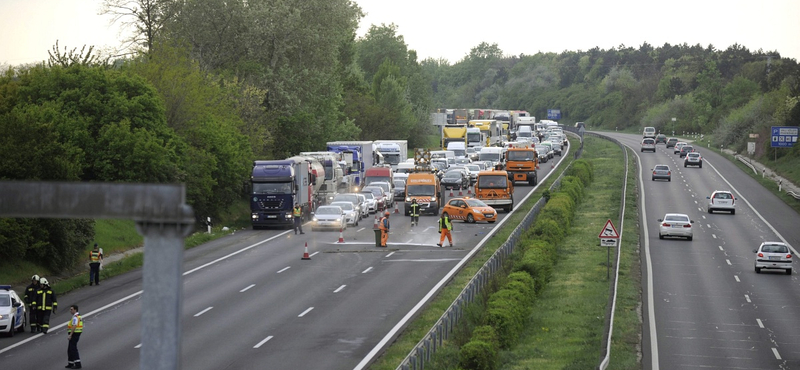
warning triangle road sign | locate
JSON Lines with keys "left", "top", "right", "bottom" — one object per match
{"left": 598, "top": 219, "right": 620, "bottom": 239}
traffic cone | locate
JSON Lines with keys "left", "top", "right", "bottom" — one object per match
{"left": 301, "top": 242, "right": 311, "bottom": 260}
{"left": 394, "top": 206, "right": 399, "bottom": 214}
{"left": 449, "top": 188, "right": 454, "bottom": 197}
{"left": 467, "top": 187, "right": 472, "bottom": 195}
{"left": 458, "top": 188, "right": 463, "bottom": 196}
{"left": 373, "top": 215, "right": 379, "bottom": 229}
{"left": 338, "top": 228, "right": 345, "bottom": 243}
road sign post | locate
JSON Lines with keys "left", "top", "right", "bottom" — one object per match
{"left": 598, "top": 219, "right": 620, "bottom": 280}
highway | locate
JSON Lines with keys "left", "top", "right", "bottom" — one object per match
{"left": 0, "top": 148, "right": 569, "bottom": 369}
{"left": 606, "top": 132, "right": 800, "bottom": 370}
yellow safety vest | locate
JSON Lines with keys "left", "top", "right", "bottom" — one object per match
{"left": 293, "top": 207, "right": 302, "bottom": 217}
{"left": 439, "top": 217, "right": 452, "bottom": 231}
{"left": 68, "top": 313, "right": 83, "bottom": 333}
{"left": 90, "top": 250, "right": 101, "bottom": 262}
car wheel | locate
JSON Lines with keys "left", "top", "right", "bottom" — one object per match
{"left": 708, "top": 208, "right": 713, "bottom": 214}
{"left": 8, "top": 319, "right": 14, "bottom": 337}
{"left": 684, "top": 163, "right": 687, "bottom": 167}
{"left": 699, "top": 163, "right": 702, "bottom": 168}
{"left": 731, "top": 210, "right": 735, "bottom": 215}
{"left": 467, "top": 214, "right": 475, "bottom": 223}
{"left": 667, "top": 177, "right": 671, "bottom": 182}
{"left": 787, "top": 269, "right": 793, "bottom": 275}
{"left": 659, "top": 234, "right": 664, "bottom": 239}
{"left": 755, "top": 266, "right": 761, "bottom": 273}
{"left": 651, "top": 177, "right": 655, "bottom": 181}
{"left": 687, "top": 236, "right": 693, "bottom": 241}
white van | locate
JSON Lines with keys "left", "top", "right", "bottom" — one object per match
{"left": 478, "top": 147, "right": 504, "bottom": 167}
{"left": 446, "top": 142, "right": 467, "bottom": 159}
{"left": 517, "top": 125, "right": 533, "bottom": 138}
{"left": 430, "top": 150, "right": 455, "bottom": 166}
{"left": 643, "top": 127, "right": 656, "bottom": 138}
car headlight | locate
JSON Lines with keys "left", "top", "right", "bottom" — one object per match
{"left": 251, "top": 214, "right": 259, "bottom": 220}
{"left": 312, "top": 217, "right": 318, "bottom": 221}
{"left": 336, "top": 218, "right": 342, "bottom": 222}
{"left": 405, "top": 197, "right": 411, "bottom": 202}
{"left": 431, "top": 197, "right": 436, "bottom": 201}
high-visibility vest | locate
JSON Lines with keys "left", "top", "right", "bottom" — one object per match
{"left": 438, "top": 216, "right": 452, "bottom": 231}
{"left": 380, "top": 217, "right": 389, "bottom": 231}
{"left": 90, "top": 250, "right": 101, "bottom": 262}
{"left": 410, "top": 203, "right": 420, "bottom": 216}
{"left": 293, "top": 207, "right": 302, "bottom": 218}
{"left": 68, "top": 313, "right": 83, "bottom": 333}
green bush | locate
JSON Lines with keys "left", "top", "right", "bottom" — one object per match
{"left": 472, "top": 325, "right": 500, "bottom": 350}
{"left": 459, "top": 340, "right": 497, "bottom": 370}
{"left": 486, "top": 304, "right": 523, "bottom": 349}
{"left": 540, "top": 196, "right": 574, "bottom": 230}
{"left": 513, "top": 248, "right": 554, "bottom": 293}
{"left": 567, "top": 159, "right": 594, "bottom": 186}
{"left": 531, "top": 218, "right": 564, "bottom": 244}
{"left": 559, "top": 176, "right": 584, "bottom": 203}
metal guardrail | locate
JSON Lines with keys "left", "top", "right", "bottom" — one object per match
{"left": 395, "top": 139, "right": 575, "bottom": 370}
{"left": 788, "top": 191, "right": 800, "bottom": 200}
{"left": 734, "top": 154, "right": 758, "bottom": 175}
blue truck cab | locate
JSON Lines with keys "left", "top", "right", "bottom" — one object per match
{"left": 250, "top": 159, "right": 311, "bottom": 229}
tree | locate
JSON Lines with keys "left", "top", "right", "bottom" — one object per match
{"left": 102, "top": 0, "right": 179, "bottom": 53}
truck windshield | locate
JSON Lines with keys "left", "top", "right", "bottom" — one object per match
{"left": 407, "top": 185, "right": 435, "bottom": 196}
{"left": 383, "top": 155, "right": 401, "bottom": 165}
{"left": 478, "top": 176, "right": 507, "bottom": 189}
{"left": 253, "top": 182, "right": 292, "bottom": 194}
{"left": 451, "top": 149, "right": 466, "bottom": 157}
{"left": 507, "top": 151, "right": 535, "bottom": 161}
{"left": 365, "top": 177, "right": 391, "bottom": 186}
{"left": 479, "top": 153, "right": 501, "bottom": 162}
{"left": 467, "top": 133, "right": 481, "bottom": 143}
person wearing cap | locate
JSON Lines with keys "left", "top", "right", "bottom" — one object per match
{"left": 24, "top": 275, "right": 40, "bottom": 333}
{"left": 35, "top": 277, "right": 57, "bottom": 333}
{"left": 89, "top": 244, "right": 103, "bottom": 286}
{"left": 409, "top": 199, "right": 420, "bottom": 226}
{"left": 65, "top": 304, "right": 83, "bottom": 368}
{"left": 379, "top": 211, "right": 390, "bottom": 247}
{"left": 293, "top": 203, "right": 305, "bottom": 235}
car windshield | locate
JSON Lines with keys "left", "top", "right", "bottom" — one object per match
{"left": 655, "top": 165, "right": 669, "bottom": 171}
{"left": 360, "top": 192, "right": 375, "bottom": 200}
{"left": 0, "top": 294, "right": 10, "bottom": 306}
{"left": 444, "top": 172, "right": 462, "bottom": 178}
{"left": 466, "top": 165, "right": 480, "bottom": 172}
{"left": 364, "top": 187, "right": 383, "bottom": 196}
{"left": 334, "top": 195, "right": 357, "bottom": 204}
{"left": 762, "top": 244, "right": 788, "bottom": 253}
{"left": 393, "top": 180, "right": 405, "bottom": 188}
{"left": 317, "top": 207, "right": 341, "bottom": 215}
{"left": 714, "top": 192, "right": 732, "bottom": 199}
{"left": 465, "top": 199, "right": 489, "bottom": 207}
{"left": 478, "top": 175, "right": 507, "bottom": 189}
{"left": 331, "top": 202, "right": 354, "bottom": 211}
{"left": 665, "top": 215, "right": 689, "bottom": 222}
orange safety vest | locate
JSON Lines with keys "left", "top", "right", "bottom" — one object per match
{"left": 379, "top": 217, "right": 389, "bottom": 231}
{"left": 68, "top": 313, "right": 83, "bottom": 333}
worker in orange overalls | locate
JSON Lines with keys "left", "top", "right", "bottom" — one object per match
{"left": 437, "top": 212, "right": 453, "bottom": 247}
{"left": 379, "top": 211, "right": 390, "bottom": 247}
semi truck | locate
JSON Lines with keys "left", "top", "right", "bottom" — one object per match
{"left": 466, "top": 127, "right": 483, "bottom": 148}
{"left": 441, "top": 124, "right": 467, "bottom": 149}
{"left": 373, "top": 140, "right": 408, "bottom": 169}
{"left": 250, "top": 157, "right": 322, "bottom": 229}
{"left": 326, "top": 141, "right": 376, "bottom": 192}
{"left": 299, "top": 151, "right": 345, "bottom": 204}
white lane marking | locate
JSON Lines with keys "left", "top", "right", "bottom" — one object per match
{"left": 712, "top": 234, "right": 717, "bottom": 239}
{"left": 135, "top": 343, "right": 142, "bottom": 349}
{"left": 357, "top": 227, "right": 366, "bottom": 232}
{"left": 385, "top": 252, "right": 396, "bottom": 257}
{"left": 298, "top": 307, "right": 314, "bottom": 317}
{"left": 707, "top": 224, "right": 711, "bottom": 228}
{"left": 772, "top": 348, "right": 782, "bottom": 360}
{"left": 734, "top": 275, "right": 740, "bottom": 282}
{"left": 757, "top": 319, "right": 764, "bottom": 328}
{"left": 310, "top": 251, "right": 320, "bottom": 257}
{"left": 702, "top": 215, "right": 706, "bottom": 219}
{"left": 362, "top": 267, "right": 374, "bottom": 274}
{"left": 406, "top": 239, "right": 414, "bottom": 243}
{"left": 726, "top": 259, "right": 732, "bottom": 266}
{"left": 277, "top": 266, "right": 291, "bottom": 273}
{"left": 384, "top": 259, "right": 464, "bottom": 262}
{"left": 334, "top": 285, "right": 346, "bottom": 293}
{"left": 745, "top": 295, "right": 752, "bottom": 303}
{"left": 697, "top": 207, "right": 702, "bottom": 212}
{"left": 254, "top": 336, "right": 273, "bottom": 349}
{"left": 718, "top": 246, "right": 724, "bottom": 251}
{"left": 194, "top": 307, "right": 213, "bottom": 317}
{"left": 240, "top": 284, "right": 255, "bottom": 292}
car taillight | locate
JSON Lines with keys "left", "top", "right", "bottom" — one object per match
{"left": 787, "top": 254, "right": 792, "bottom": 259}
{"left": 683, "top": 224, "right": 691, "bottom": 228}
{"left": 758, "top": 253, "right": 764, "bottom": 258}
{"left": 662, "top": 223, "right": 670, "bottom": 227}
{"left": 667, "top": 171, "right": 671, "bottom": 175}
{"left": 653, "top": 171, "right": 657, "bottom": 175}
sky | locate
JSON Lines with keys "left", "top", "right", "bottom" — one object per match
{"left": 1, "top": 0, "right": 799, "bottom": 67}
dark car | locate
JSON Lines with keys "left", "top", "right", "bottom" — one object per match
{"left": 679, "top": 145, "right": 695, "bottom": 158}
{"left": 666, "top": 137, "right": 679, "bottom": 148}
{"left": 393, "top": 179, "right": 406, "bottom": 199}
{"left": 655, "top": 134, "right": 667, "bottom": 144}
{"left": 440, "top": 171, "right": 470, "bottom": 190}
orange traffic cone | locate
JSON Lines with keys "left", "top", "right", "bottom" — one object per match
{"left": 301, "top": 242, "right": 311, "bottom": 260}
{"left": 338, "top": 228, "right": 345, "bottom": 243}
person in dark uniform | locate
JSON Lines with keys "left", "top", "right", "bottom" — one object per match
{"left": 35, "top": 278, "right": 57, "bottom": 334}
{"left": 409, "top": 199, "right": 420, "bottom": 226}
{"left": 24, "top": 275, "right": 40, "bottom": 333}
{"left": 293, "top": 203, "right": 305, "bottom": 234}
{"left": 89, "top": 244, "right": 103, "bottom": 286}
{"left": 66, "top": 304, "right": 83, "bottom": 368}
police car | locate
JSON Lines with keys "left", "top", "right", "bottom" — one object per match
{"left": 0, "top": 285, "right": 27, "bottom": 337}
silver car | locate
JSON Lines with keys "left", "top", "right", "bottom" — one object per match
{"left": 359, "top": 191, "right": 378, "bottom": 213}
{"left": 754, "top": 242, "right": 792, "bottom": 274}
{"left": 332, "top": 194, "right": 365, "bottom": 218}
{"left": 330, "top": 201, "right": 359, "bottom": 226}
{"left": 707, "top": 191, "right": 735, "bottom": 214}
{"left": 658, "top": 213, "right": 694, "bottom": 241}
{"left": 311, "top": 205, "right": 346, "bottom": 231}
{"left": 651, "top": 164, "right": 671, "bottom": 181}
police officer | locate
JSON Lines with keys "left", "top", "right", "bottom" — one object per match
{"left": 24, "top": 275, "right": 40, "bottom": 333}
{"left": 35, "top": 278, "right": 57, "bottom": 334}
{"left": 293, "top": 203, "right": 305, "bottom": 235}
{"left": 379, "top": 211, "right": 390, "bottom": 247}
{"left": 89, "top": 243, "right": 103, "bottom": 286}
{"left": 437, "top": 212, "right": 453, "bottom": 248}
{"left": 66, "top": 304, "right": 83, "bottom": 368}
{"left": 409, "top": 199, "right": 420, "bottom": 226}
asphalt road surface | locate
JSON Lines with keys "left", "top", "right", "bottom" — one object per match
{"left": 607, "top": 132, "right": 800, "bottom": 370}
{"left": 0, "top": 146, "right": 570, "bottom": 370}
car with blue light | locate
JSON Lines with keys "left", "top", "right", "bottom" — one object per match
{"left": 0, "top": 285, "right": 26, "bottom": 337}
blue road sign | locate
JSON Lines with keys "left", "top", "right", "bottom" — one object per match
{"left": 771, "top": 126, "right": 798, "bottom": 148}
{"left": 547, "top": 109, "right": 561, "bottom": 120}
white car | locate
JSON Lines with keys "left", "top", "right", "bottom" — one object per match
{"left": 370, "top": 181, "right": 395, "bottom": 207}
{"left": 355, "top": 193, "right": 369, "bottom": 218}
{"left": 658, "top": 213, "right": 694, "bottom": 241}
{"left": 330, "top": 201, "right": 359, "bottom": 227}
{"left": 332, "top": 193, "right": 365, "bottom": 218}
{"left": 754, "top": 242, "right": 792, "bottom": 274}
{"left": 0, "top": 285, "right": 26, "bottom": 337}
{"left": 311, "top": 205, "right": 346, "bottom": 231}
{"left": 641, "top": 138, "right": 656, "bottom": 152}
{"left": 359, "top": 191, "right": 378, "bottom": 213}
{"left": 707, "top": 191, "right": 735, "bottom": 214}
